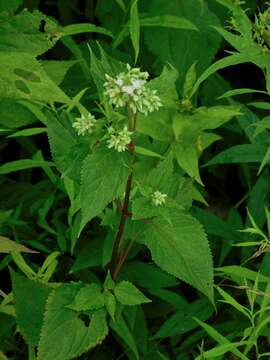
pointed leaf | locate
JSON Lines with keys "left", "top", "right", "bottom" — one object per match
{"left": 67, "top": 283, "right": 105, "bottom": 311}
{"left": 38, "top": 284, "right": 108, "bottom": 360}
{"left": 140, "top": 209, "right": 214, "bottom": 301}
{"left": 80, "top": 146, "right": 129, "bottom": 233}
{"left": 114, "top": 281, "right": 151, "bottom": 306}
{"left": 11, "top": 271, "right": 52, "bottom": 346}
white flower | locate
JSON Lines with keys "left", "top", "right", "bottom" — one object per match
{"left": 132, "top": 79, "right": 145, "bottom": 90}
{"left": 104, "top": 64, "right": 162, "bottom": 115}
{"left": 152, "top": 190, "right": 167, "bottom": 206}
{"left": 107, "top": 126, "right": 132, "bottom": 152}
{"left": 122, "top": 85, "right": 135, "bottom": 95}
{"left": 72, "top": 112, "right": 96, "bottom": 136}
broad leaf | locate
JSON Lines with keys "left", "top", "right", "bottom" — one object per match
{"left": 144, "top": 0, "right": 221, "bottom": 88}
{"left": 11, "top": 271, "right": 52, "bottom": 346}
{"left": 140, "top": 209, "right": 214, "bottom": 301}
{"left": 38, "top": 284, "right": 108, "bottom": 360}
{"left": 68, "top": 283, "right": 105, "bottom": 311}
{"left": 0, "top": 52, "right": 68, "bottom": 103}
{"left": 80, "top": 146, "right": 129, "bottom": 233}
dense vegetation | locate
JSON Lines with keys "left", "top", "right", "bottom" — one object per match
{"left": 1, "top": 0, "right": 270, "bottom": 359}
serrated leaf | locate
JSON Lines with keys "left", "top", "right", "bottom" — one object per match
{"left": 38, "top": 284, "right": 108, "bottom": 360}
{"left": 80, "top": 146, "right": 129, "bottom": 234}
{"left": 0, "top": 10, "right": 57, "bottom": 55}
{"left": 104, "top": 292, "right": 116, "bottom": 321}
{"left": 140, "top": 209, "right": 214, "bottom": 302}
{"left": 11, "top": 271, "right": 52, "bottom": 346}
{"left": 67, "top": 283, "right": 105, "bottom": 311}
{"left": 114, "top": 281, "right": 151, "bottom": 306}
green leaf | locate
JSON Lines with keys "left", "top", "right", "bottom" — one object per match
{"left": 104, "top": 292, "right": 116, "bottom": 321}
{"left": 135, "top": 146, "right": 164, "bottom": 158}
{"left": 114, "top": 281, "right": 151, "bottom": 306}
{"left": 144, "top": 0, "right": 221, "bottom": 88}
{"left": 0, "top": 10, "right": 58, "bottom": 55}
{"left": 173, "top": 142, "right": 202, "bottom": 185}
{"left": 67, "top": 283, "right": 105, "bottom": 311}
{"left": 218, "top": 88, "right": 267, "bottom": 99}
{"left": 183, "top": 62, "right": 197, "bottom": 98}
{"left": 0, "top": 159, "right": 54, "bottom": 175}
{"left": 140, "top": 14, "right": 198, "bottom": 30}
{"left": 194, "top": 318, "right": 249, "bottom": 360}
{"left": 191, "top": 52, "right": 257, "bottom": 97}
{"left": 61, "top": 23, "right": 112, "bottom": 37}
{"left": 8, "top": 127, "right": 46, "bottom": 138}
{"left": 216, "top": 286, "right": 250, "bottom": 319}
{"left": 251, "top": 116, "right": 270, "bottom": 138}
{"left": 0, "top": 0, "right": 22, "bottom": 12}
{"left": 205, "top": 144, "right": 268, "bottom": 166}
{"left": 69, "top": 238, "right": 106, "bottom": 273}
{"left": 41, "top": 60, "right": 78, "bottom": 85}
{"left": 130, "top": 0, "right": 140, "bottom": 63}
{"left": 258, "top": 147, "right": 270, "bottom": 175}
{"left": 154, "top": 298, "right": 213, "bottom": 339}
{"left": 0, "top": 52, "right": 68, "bottom": 103}
{"left": 80, "top": 146, "right": 129, "bottom": 234}
{"left": 11, "top": 271, "right": 52, "bottom": 346}
{"left": 194, "top": 341, "right": 249, "bottom": 359}
{"left": 38, "top": 284, "right": 108, "bottom": 360}
{"left": 118, "top": 261, "right": 179, "bottom": 288}
{"left": 140, "top": 209, "right": 214, "bottom": 302}
{"left": 0, "top": 100, "right": 36, "bottom": 129}
{"left": 46, "top": 111, "right": 88, "bottom": 182}
{"left": 110, "top": 314, "right": 139, "bottom": 359}
{"left": 0, "top": 236, "right": 38, "bottom": 253}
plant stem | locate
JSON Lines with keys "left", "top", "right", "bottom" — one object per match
{"left": 110, "top": 107, "right": 136, "bottom": 279}
{"left": 111, "top": 172, "right": 133, "bottom": 278}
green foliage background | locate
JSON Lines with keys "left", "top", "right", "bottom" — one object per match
{"left": 1, "top": 0, "right": 270, "bottom": 359}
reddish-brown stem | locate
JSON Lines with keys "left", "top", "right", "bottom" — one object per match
{"left": 110, "top": 172, "right": 133, "bottom": 274}
{"left": 110, "top": 107, "right": 136, "bottom": 279}
{"left": 113, "top": 239, "right": 134, "bottom": 280}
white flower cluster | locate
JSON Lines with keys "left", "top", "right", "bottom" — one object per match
{"left": 104, "top": 64, "right": 162, "bottom": 115}
{"left": 72, "top": 112, "right": 96, "bottom": 136}
{"left": 107, "top": 126, "right": 132, "bottom": 152}
{"left": 152, "top": 190, "right": 167, "bottom": 206}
